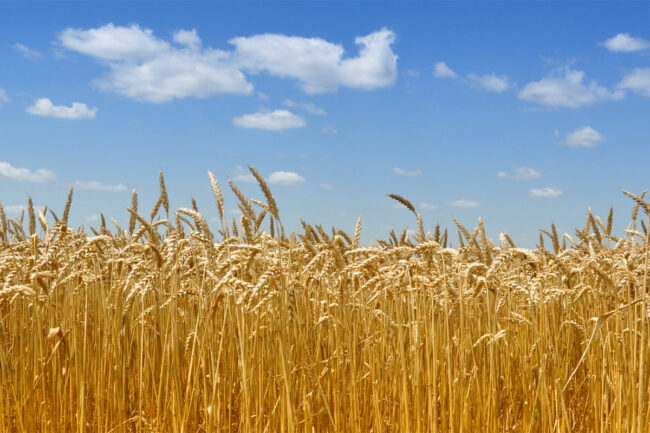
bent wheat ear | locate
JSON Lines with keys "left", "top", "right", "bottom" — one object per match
{"left": 248, "top": 165, "right": 279, "bottom": 221}
{"left": 387, "top": 194, "right": 416, "bottom": 214}
{"left": 208, "top": 171, "right": 225, "bottom": 222}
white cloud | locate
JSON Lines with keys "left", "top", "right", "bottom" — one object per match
{"left": 60, "top": 24, "right": 397, "bottom": 101}
{"left": 617, "top": 67, "right": 650, "bottom": 97}
{"left": 13, "top": 43, "right": 42, "bottom": 59}
{"left": 321, "top": 126, "right": 338, "bottom": 134}
{"left": 74, "top": 181, "right": 127, "bottom": 191}
{"left": 86, "top": 214, "right": 99, "bottom": 222}
{"left": 319, "top": 183, "right": 334, "bottom": 190}
{"left": 231, "top": 165, "right": 256, "bottom": 183}
{"left": 448, "top": 199, "right": 479, "bottom": 208}
{"left": 393, "top": 167, "right": 422, "bottom": 177}
{"left": 283, "top": 100, "right": 326, "bottom": 115}
{"left": 433, "top": 61, "right": 457, "bottom": 79}
{"left": 561, "top": 126, "right": 604, "bottom": 147}
{"left": 529, "top": 187, "right": 563, "bottom": 198}
{"left": 421, "top": 203, "right": 438, "bottom": 210}
{"left": 467, "top": 73, "right": 510, "bottom": 93}
{"left": 26, "top": 98, "right": 97, "bottom": 119}
{"left": 0, "top": 161, "right": 56, "bottom": 183}
{"left": 231, "top": 28, "right": 397, "bottom": 94}
{"left": 233, "top": 109, "right": 306, "bottom": 131}
{"left": 518, "top": 68, "right": 623, "bottom": 108}
{"left": 0, "top": 89, "right": 9, "bottom": 106}
{"left": 497, "top": 167, "right": 542, "bottom": 180}
{"left": 59, "top": 24, "right": 252, "bottom": 103}
{"left": 267, "top": 171, "right": 305, "bottom": 186}
{"left": 603, "top": 33, "right": 650, "bottom": 52}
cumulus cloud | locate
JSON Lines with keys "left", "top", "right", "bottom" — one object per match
{"left": 59, "top": 24, "right": 397, "bottom": 101}
{"left": 561, "top": 126, "right": 604, "bottom": 147}
{"left": 420, "top": 203, "right": 438, "bottom": 210}
{"left": 231, "top": 28, "right": 397, "bottom": 94}
{"left": 617, "top": 67, "right": 650, "bottom": 97}
{"left": 13, "top": 43, "right": 42, "bottom": 59}
{"left": 0, "top": 161, "right": 56, "bottom": 183}
{"left": 603, "top": 33, "right": 650, "bottom": 52}
{"left": 433, "top": 62, "right": 457, "bottom": 79}
{"left": 393, "top": 167, "right": 422, "bottom": 177}
{"left": 283, "top": 100, "right": 327, "bottom": 115}
{"left": 26, "top": 98, "right": 97, "bottom": 119}
{"left": 233, "top": 109, "right": 306, "bottom": 131}
{"left": 447, "top": 199, "right": 479, "bottom": 208}
{"left": 267, "top": 171, "right": 305, "bottom": 186}
{"left": 518, "top": 68, "right": 623, "bottom": 108}
{"left": 467, "top": 73, "right": 510, "bottom": 93}
{"left": 529, "top": 187, "right": 563, "bottom": 198}
{"left": 497, "top": 167, "right": 542, "bottom": 180}
{"left": 0, "top": 89, "right": 9, "bottom": 106}
{"left": 74, "top": 181, "right": 127, "bottom": 191}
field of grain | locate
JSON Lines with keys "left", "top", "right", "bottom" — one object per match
{"left": 1, "top": 168, "right": 649, "bottom": 432}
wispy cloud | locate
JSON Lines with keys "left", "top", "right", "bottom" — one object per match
{"left": 267, "top": 171, "right": 306, "bottom": 186}
{"left": 13, "top": 43, "right": 42, "bottom": 59}
{"left": 448, "top": 199, "right": 479, "bottom": 208}
{"left": 407, "top": 69, "right": 420, "bottom": 77}
{"left": 283, "top": 100, "right": 327, "bottom": 115}
{"left": 233, "top": 110, "right": 306, "bottom": 131}
{"left": 231, "top": 165, "right": 256, "bottom": 183}
{"left": 467, "top": 73, "right": 510, "bottom": 93}
{"left": 0, "top": 161, "right": 56, "bottom": 183}
{"left": 321, "top": 126, "right": 338, "bottom": 134}
{"left": 4, "top": 204, "right": 44, "bottom": 215}
{"left": 74, "top": 181, "right": 127, "bottom": 192}
{"left": 420, "top": 203, "right": 438, "bottom": 210}
{"left": 59, "top": 24, "right": 397, "bottom": 102}
{"left": 393, "top": 167, "right": 422, "bottom": 177}
{"left": 0, "top": 89, "right": 10, "bottom": 106}
{"left": 433, "top": 61, "right": 457, "bottom": 79}
{"left": 319, "top": 183, "right": 335, "bottom": 190}
{"left": 617, "top": 67, "right": 650, "bottom": 98}
{"left": 497, "top": 167, "right": 542, "bottom": 180}
{"left": 602, "top": 33, "right": 650, "bottom": 53}
{"left": 519, "top": 68, "right": 623, "bottom": 108}
{"left": 560, "top": 126, "right": 604, "bottom": 147}
{"left": 26, "top": 98, "right": 97, "bottom": 119}
{"left": 529, "top": 187, "right": 563, "bottom": 198}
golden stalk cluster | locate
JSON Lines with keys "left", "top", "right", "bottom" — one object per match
{"left": 1, "top": 168, "right": 650, "bottom": 432}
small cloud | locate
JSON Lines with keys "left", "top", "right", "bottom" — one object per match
{"left": 497, "top": 167, "right": 542, "bottom": 180}
{"left": 283, "top": 99, "right": 297, "bottom": 107}
{"left": 518, "top": 68, "right": 623, "bottom": 108}
{"left": 393, "top": 167, "right": 422, "bottom": 177}
{"left": 448, "top": 199, "right": 479, "bottom": 208}
{"left": 74, "top": 181, "right": 127, "bottom": 192}
{"left": 173, "top": 29, "right": 201, "bottom": 49}
{"left": 420, "top": 203, "right": 438, "bottom": 210}
{"left": 561, "top": 126, "right": 604, "bottom": 147}
{"left": 26, "top": 98, "right": 97, "bottom": 119}
{"left": 433, "top": 61, "right": 457, "bottom": 79}
{"left": 5, "top": 205, "right": 27, "bottom": 214}
{"left": 257, "top": 92, "right": 270, "bottom": 100}
{"left": 231, "top": 165, "right": 256, "bottom": 183}
{"left": 617, "top": 67, "right": 650, "bottom": 98}
{"left": 319, "top": 183, "right": 335, "bottom": 190}
{"left": 321, "top": 126, "right": 338, "bottom": 134}
{"left": 301, "top": 102, "right": 326, "bottom": 116}
{"left": 0, "top": 89, "right": 10, "bottom": 106}
{"left": 233, "top": 109, "right": 306, "bottom": 131}
{"left": 602, "top": 33, "right": 650, "bottom": 53}
{"left": 0, "top": 161, "right": 56, "bottom": 183}
{"left": 267, "top": 171, "right": 305, "bottom": 186}
{"left": 86, "top": 214, "right": 99, "bottom": 222}
{"left": 13, "top": 43, "right": 42, "bottom": 59}
{"left": 467, "top": 73, "right": 510, "bottom": 93}
{"left": 407, "top": 69, "right": 420, "bottom": 77}
{"left": 529, "top": 187, "right": 563, "bottom": 198}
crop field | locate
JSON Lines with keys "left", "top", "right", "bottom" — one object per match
{"left": 1, "top": 169, "right": 650, "bottom": 432}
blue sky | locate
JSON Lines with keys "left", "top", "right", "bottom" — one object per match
{"left": 2, "top": 2, "right": 650, "bottom": 247}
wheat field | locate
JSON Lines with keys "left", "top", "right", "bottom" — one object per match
{"left": 1, "top": 168, "right": 650, "bottom": 432}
